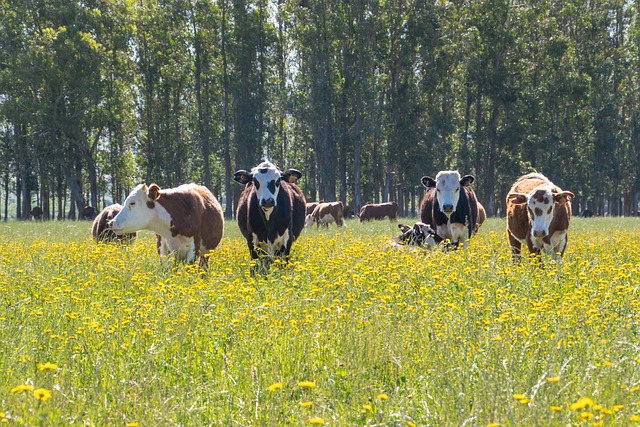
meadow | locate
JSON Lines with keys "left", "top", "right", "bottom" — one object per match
{"left": 0, "top": 217, "right": 639, "bottom": 426}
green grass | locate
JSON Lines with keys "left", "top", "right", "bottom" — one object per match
{"left": 0, "top": 217, "right": 639, "bottom": 426}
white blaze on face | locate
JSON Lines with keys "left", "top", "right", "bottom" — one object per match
{"left": 526, "top": 187, "right": 555, "bottom": 239}
{"left": 305, "top": 214, "right": 314, "bottom": 227}
{"left": 435, "top": 171, "right": 461, "bottom": 217}
{"left": 110, "top": 184, "right": 155, "bottom": 234}
{"left": 251, "top": 161, "right": 282, "bottom": 220}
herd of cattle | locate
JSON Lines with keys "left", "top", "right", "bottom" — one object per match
{"left": 91, "top": 159, "right": 575, "bottom": 268}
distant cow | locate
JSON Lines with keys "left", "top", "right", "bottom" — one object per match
{"left": 305, "top": 201, "right": 345, "bottom": 228}
{"left": 306, "top": 202, "right": 320, "bottom": 215}
{"left": 395, "top": 222, "right": 443, "bottom": 248}
{"left": 30, "top": 206, "right": 44, "bottom": 220}
{"left": 506, "top": 173, "right": 574, "bottom": 260}
{"left": 581, "top": 209, "right": 594, "bottom": 218}
{"left": 109, "top": 183, "right": 224, "bottom": 266}
{"left": 234, "top": 160, "right": 306, "bottom": 264}
{"left": 92, "top": 204, "right": 136, "bottom": 243}
{"left": 81, "top": 205, "right": 97, "bottom": 220}
{"left": 358, "top": 202, "right": 398, "bottom": 221}
{"left": 343, "top": 205, "right": 355, "bottom": 219}
{"left": 475, "top": 202, "right": 487, "bottom": 233}
{"left": 419, "top": 171, "right": 479, "bottom": 249}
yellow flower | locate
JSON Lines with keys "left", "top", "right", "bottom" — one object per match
{"left": 299, "top": 401, "right": 313, "bottom": 407}
{"left": 268, "top": 382, "right": 283, "bottom": 391}
{"left": 126, "top": 423, "right": 139, "bottom": 427}
{"left": 579, "top": 411, "right": 593, "bottom": 420}
{"left": 488, "top": 423, "right": 500, "bottom": 427}
{"left": 10, "top": 385, "right": 34, "bottom": 393}
{"left": 629, "top": 415, "right": 640, "bottom": 422}
{"left": 37, "top": 362, "right": 58, "bottom": 371}
{"left": 407, "top": 422, "right": 417, "bottom": 427}
{"left": 513, "top": 393, "right": 527, "bottom": 401}
{"left": 614, "top": 405, "right": 624, "bottom": 412}
{"left": 309, "top": 417, "right": 324, "bottom": 424}
{"left": 570, "top": 397, "right": 594, "bottom": 411}
{"left": 33, "top": 388, "right": 51, "bottom": 401}
{"left": 377, "top": 393, "right": 389, "bottom": 400}
{"left": 550, "top": 405, "right": 563, "bottom": 411}
{"left": 299, "top": 381, "right": 316, "bottom": 388}
{"left": 546, "top": 376, "right": 560, "bottom": 382}
{"left": 363, "top": 404, "right": 372, "bottom": 411}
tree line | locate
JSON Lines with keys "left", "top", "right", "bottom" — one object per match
{"left": 1, "top": 0, "right": 639, "bottom": 220}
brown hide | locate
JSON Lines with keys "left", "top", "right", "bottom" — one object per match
{"left": 92, "top": 204, "right": 137, "bottom": 243}
{"left": 311, "top": 202, "right": 345, "bottom": 227}
{"left": 306, "top": 202, "right": 319, "bottom": 215}
{"left": 358, "top": 202, "right": 398, "bottom": 221}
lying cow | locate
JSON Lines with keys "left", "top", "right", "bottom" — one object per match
{"left": 395, "top": 222, "right": 443, "bottom": 248}
{"left": 358, "top": 202, "right": 398, "bottom": 221}
{"left": 234, "top": 160, "right": 306, "bottom": 265}
{"left": 419, "top": 171, "right": 479, "bottom": 249}
{"left": 305, "top": 201, "right": 345, "bottom": 228}
{"left": 506, "top": 173, "right": 574, "bottom": 260}
{"left": 92, "top": 204, "right": 137, "bottom": 243}
{"left": 109, "top": 183, "right": 224, "bottom": 266}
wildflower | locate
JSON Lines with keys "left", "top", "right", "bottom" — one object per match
{"left": 37, "top": 362, "right": 58, "bottom": 371}
{"left": 268, "top": 382, "right": 283, "bottom": 392}
{"left": 407, "top": 422, "right": 417, "bottom": 427}
{"left": 33, "top": 388, "right": 51, "bottom": 401}
{"left": 579, "top": 411, "right": 593, "bottom": 420}
{"left": 614, "top": 405, "right": 624, "bottom": 412}
{"left": 363, "top": 404, "right": 372, "bottom": 411}
{"left": 10, "top": 385, "right": 34, "bottom": 393}
{"left": 126, "top": 423, "right": 139, "bottom": 427}
{"left": 550, "top": 406, "right": 563, "bottom": 411}
{"left": 546, "top": 376, "right": 560, "bottom": 382}
{"left": 488, "top": 423, "right": 500, "bottom": 427}
{"left": 378, "top": 393, "right": 389, "bottom": 400}
{"left": 570, "top": 397, "right": 594, "bottom": 411}
{"left": 309, "top": 417, "right": 324, "bottom": 424}
{"left": 299, "top": 381, "right": 315, "bottom": 388}
{"left": 630, "top": 415, "right": 640, "bottom": 422}
{"left": 299, "top": 401, "right": 313, "bottom": 407}
{"left": 513, "top": 393, "right": 527, "bottom": 401}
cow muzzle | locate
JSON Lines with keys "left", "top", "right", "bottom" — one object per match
{"left": 261, "top": 198, "right": 275, "bottom": 209}
{"left": 108, "top": 220, "right": 124, "bottom": 234}
{"left": 442, "top": 204, "right": 454, "bottom": 215}
{"left": 532, "top": 229, "right": 547, "bottom": 238}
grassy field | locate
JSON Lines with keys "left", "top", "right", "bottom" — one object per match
{"left": 1, "top": 217, "right": 639, "bottom": 426}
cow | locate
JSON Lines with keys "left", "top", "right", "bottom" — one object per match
{"left": 475, "top": 201, "right": 487, "bottom": 233}
{"left": 92, "top": 204, "right": 137, "bottom": 243}
{"left": 506, "top": 173, "right": 574, "bottom": 261}
{"left": 305, "top": 201, "right": 345, "bottom": 228}
{"left": 395, "top": 222, "right": 443, "bottom": 248}
{"left": 358, "top": 202, "right": 398, "bottom": 222}
{"left": 419, "top": 171, "right": 479, "bottom": 249}
{"left": 81, "top": 205, "right": 97, "bottom": 220}
{"left": 306, "top": 202, "right": 320, "bottom": 215}
{"left": 109, "top": 183, "right": 224, "bottom": 266}
{"left": 343, "top": 205, "right": 355, "bottom": 219}
{"left": 581, "top": 209, "right": 594, "bottom": 218}
{"left": 234, "top": 160, "right": 306, "bottom": 266}
{"left": 30, "top": 206, "right": 44, "bottom": 220}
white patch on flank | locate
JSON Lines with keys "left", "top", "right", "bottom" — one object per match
{"left": 318, "top": 214, "right": 335, "bottom": 225}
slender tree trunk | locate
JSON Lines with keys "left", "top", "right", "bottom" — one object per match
{"left": 221, "top": 0, "right": 233, "bottom": 218}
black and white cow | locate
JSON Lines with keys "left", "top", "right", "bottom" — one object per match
{"left": 234, "top": 160, "right": 306, "bottom": 264}
{"left": 419, "top": 171, "right": 479, "bottom": 249}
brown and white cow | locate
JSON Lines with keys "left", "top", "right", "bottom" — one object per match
{"left": 305, "top": 201, "right": 345, "bottom": 228}
{"left": 109, "top": 183, "right": 224, "bottom": 266}
{"left": 306, "top": 202, "right": 320, "bottom": 215}
{"left": 234, "top": 160, "right": 306, "bottom": 264}
{"left": 506, "top": 173, "right": 574, "bottom": 260}
{"left": 395, "top": 222, "right": 443, "bottom": 248}
{"left": 358, "top": 202, "right": 398, "bottom": 221}
{"left": 419, "top": 171, "right": 479, "bottom": 249}
{"left": 475, "top": 201, "right": 487, "bottom": 233}
{"left": 92, "top": 204, "right": 137, "bottom": 243}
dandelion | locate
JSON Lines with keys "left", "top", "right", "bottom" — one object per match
{"left": 268, "top": 382, "right": 283, "bottom": 392}
{"left": 630, "top": 415, "right": 640, "bottom": 422}
{"left": 513, "top": 393, "right": 527, "bottom": 401}
{"left": 579, "top": 411, "right": 593, "bottom": 420}
{"left": 33, "top": 388, "right": 51, "bottom": 401}
{"left": 570, "top": 397, "right": 594, "bottom": 411}
{"left": 407, "top": 422, "right": 417, "bottom": 427}
{"left": 546, "top": 376, "right": 560, "bottom": 382}
{"left": 37, "top": 362, "right": 58, "bottom": 371}
{"left": 378, "top": 393, "right": 389, "bottom": 400}
{"left": 488, "top": 423, "right": 500, "bottom": 427}
{"left": 363, "top": 404, "right": 372, "bottom": 411}
{"left": 309, "top": 417, "right": 324, "bottom": 424}
{"left": 299, "top": 381, "right": 315, "bottom": 388}
{"left": 299, "top": 401, "right": 313, "bottom": 407}
{"left": 126, "top": 423, "right": 139, "bottom": 427}
{"left": 10, "top": 385, "right": 34, "bottom": 393}
{"left": 614, "top": 405, "right": 624, "bottom": 412}
{"left": 550, "top": 406, "right": 563, "bottom": 411}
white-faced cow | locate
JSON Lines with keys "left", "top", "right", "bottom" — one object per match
{"left": 506, "top": 173, "right": 574, "bottom": 260}
{"left": 109, "top": 183, "right": 224, "bottom": 266}
{"left": 306, "top": 202, "right": 320, "bottom": 215}
{"left": 234, "top": 160, "right": 306, "bottom": 264}
{"left": 419, "top": 171, "right": 479, "bottom": 249}
{"left": 395, "top": 222, "right": 443, "bottom": 248}
{"left": 92, "top": 204, "right": 137, "bottom": 243}
{"left": 358, "top": 202, "right": 398, "bottom": 221}
{"left": 305, "top": 201, "right": 345, "bottom": 228}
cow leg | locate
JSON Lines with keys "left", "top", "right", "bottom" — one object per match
{"left": 508, "top": 231, "right": 523, "bottom": 261}
{"left": 547, "top": 231, "right": 568, "bottom": 260}
{"left": 449, "top": 223, "right": 468, "bottom": 250}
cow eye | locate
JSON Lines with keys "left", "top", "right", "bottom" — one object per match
{"left": 455, "top": 188, "right": 459, "bottom": 192}
{"left": 253, "top": 178, "right": 260, "bottom": 190}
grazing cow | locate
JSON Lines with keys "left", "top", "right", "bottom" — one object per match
{"left": 81, "top": 205, "right": 97, "bottom": 220}
{"left": 343, "top": 205, "right": 355, "bottom": 219}
{"left": 109, "top": 183, "right": 224, "bottom": 266}
{"left": 30, "top": 206, "right": 44, "bottom": 220}
{"left": 92, "top": 204, "right": 137, "bottom": 243}
{"left": 395, "top": 222, "right": 443, "bottom": 248}
{"left": 358, "top": 202, "right": 398, "bottom": 222}
{"left": 305, "top": 201, "right": 345, "bottom": 228}
{"left": 506, "top": 173, "right": 574, "bottom": 260}
{"left": 234, "top": 160, "right": 306, "bottom": 264}
{"left": 306, "top": 202, "right": 320, "bottom": 215}
{"left": 419, "top": 171, "right": 479, "bottom": 248}
{"left": 581, "top": 209, "right": 594, "bottom": 218}
{"left": 475, "top": 202, "right": 487, "bottom": 233}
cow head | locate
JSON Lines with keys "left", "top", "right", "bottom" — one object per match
{"left": 109, "top": 184, "right": 161, "bottom": 234}
{"left": 432, "top": 171, "right": 474, "bottom": 217}
{"left": 234, "top": 160, "right": 302, "bottom": 220}
{"left": 304, "top": 214, "right": 315, "bottom": 227}
{"left": 507, "top": 187, "right": 575, "bottom": 238}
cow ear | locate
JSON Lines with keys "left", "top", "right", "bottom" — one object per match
{"left": 460, "top": 175, "right": 475, "bottom": 186}
{"left": 398, "top": 223, "right": 411, "bottom": 233}
{"left": 507, "top": 193, "right": 527, "bottom": 204}
{"left": 553, "top": 191, "right": 575, "bottom": 202}
{"left": 421, "top": 176, "right": 436, "bottom": 188}
{"left": 148, "top": 184, "right": 161, "bottom": 201}
{"left": 282, "top": 169, "right": 302, "bottom": 184}
{"left": 233, "top": 170, "right": 252, "bottom": 185}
